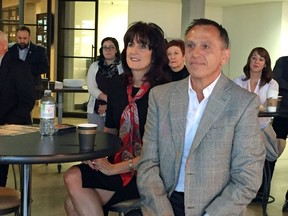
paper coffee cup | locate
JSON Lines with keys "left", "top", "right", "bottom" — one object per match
{"left": 77, "top": 123, "right": 97, "bottom": 150}
{"left": 266, "top": 98, "right": 278, "bottom": 112}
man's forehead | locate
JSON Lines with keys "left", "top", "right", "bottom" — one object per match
{"left": 187, "top": 25, "right": 219, "bottom": 36}
{"left": 17, "top": 31, "right": 29, "bottom": 36}
{"left": 185, "top": 26, "right": 221, "bottom": 43}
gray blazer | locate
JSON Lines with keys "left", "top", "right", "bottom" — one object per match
{"left": 137, "top": 74, "right": 266, "bottom": 216}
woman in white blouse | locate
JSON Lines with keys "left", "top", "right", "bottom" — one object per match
{"left": 233, "top": 47, "right": 278, "bottom": 129}
{"left": 234, "top": 47, "right": 286, "bottom": 203}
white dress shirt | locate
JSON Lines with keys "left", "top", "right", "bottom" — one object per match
{"left": 18, "top": 46, "right": 29, "bottom": 61}
{"left": 175, "top": 74, "right": 220, "bottom": 192}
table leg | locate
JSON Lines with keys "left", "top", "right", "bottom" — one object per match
{"left": 57, "top": 92, "right": 63, "bottom": 125}
{"left": 20, "top": 164, "right": 32, "bottom": 216}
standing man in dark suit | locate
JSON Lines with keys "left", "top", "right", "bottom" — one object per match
{"left": 0, "top": 31, "right": 35, "bottom": 186}
{"left": 9, "top": 25, "right": 49, "bottom": 99}
{"left": 271, "top": 56, "right": 288, "bottom": 212}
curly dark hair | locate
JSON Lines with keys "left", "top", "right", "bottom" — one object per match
{"left": 242, "top": 47, "right": 272, "bottom": 87}
{"left": 121, "top": 21, "right": 169, "bottom": 87}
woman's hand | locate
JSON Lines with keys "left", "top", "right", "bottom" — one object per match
{"left": 84, "top": 158, "right": 114, "bottom": 175}
{"left": 98, "top": 92, "right": 107, "bottom": 102}
{"left": 83, "top": 156, "right": 141, "bottom": 176}
{"left": 98, "top": 105, "right": 107, "bottom": 116}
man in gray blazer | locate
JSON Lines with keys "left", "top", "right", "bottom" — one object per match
{"left": 137, "top": 18, "right": 266, "bottom": 216}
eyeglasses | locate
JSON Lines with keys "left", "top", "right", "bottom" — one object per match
{"left": 103, "top": 46, "right": 115, "bottom": 51}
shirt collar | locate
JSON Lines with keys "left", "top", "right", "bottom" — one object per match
{"left": 188, "top": 73, "right": 221, "bottom": 99}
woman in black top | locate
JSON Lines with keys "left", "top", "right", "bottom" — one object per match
{"left": 166, "top": 39, "right": 189, "bottom": 81}
{"left": 63, "top": 21, "right": 168, "bottom": 216}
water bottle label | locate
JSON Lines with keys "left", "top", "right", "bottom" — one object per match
{"left": 40, "top": 104, "right": 55, "bottom": 119}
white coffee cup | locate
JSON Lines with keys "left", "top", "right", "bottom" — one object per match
{"left": 266, "top": 98, "right": 278, "bottom": 112}
{"left": 267, "top": 106, "right": 277, "bottom": 112}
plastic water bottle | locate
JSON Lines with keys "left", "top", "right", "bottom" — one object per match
{"left": 40, "top": 90, "right": 55, "bottom": 136}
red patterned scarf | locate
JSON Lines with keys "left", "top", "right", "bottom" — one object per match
{"left": 114, "top": 81, "right": 150, "bottom": 186}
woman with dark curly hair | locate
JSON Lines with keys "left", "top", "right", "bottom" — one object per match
{"left": 86, "top": 37, "right": 123, "bottom": 131}
{"left": 63, "top": 21, "right": 169, "bottom": 216}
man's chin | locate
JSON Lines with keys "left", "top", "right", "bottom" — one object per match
{"left": 18, "top": 44, "right": 28, "bottom": 50}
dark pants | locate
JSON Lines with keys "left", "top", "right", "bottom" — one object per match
{"left": 0, "top": 164, "right": 9, "bottom": 187}
{"left": 170, "top": 191, "right": 185, "bottom": 216}
{"left": 256, "top": 117, "right": 287, "bottom": 200}
{"left": 256, "top": 159, "right": 275, "bottom": 201}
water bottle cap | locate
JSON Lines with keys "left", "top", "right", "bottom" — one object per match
{"left": 44, "top": 90, "right": 52, "bottom": 94}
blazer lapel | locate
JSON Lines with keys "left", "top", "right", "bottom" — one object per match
{"left": 191, "top": 74, "right": 232, "bottom": 152}
{"left": 170, "top": 78, "right": 189, "bottom": 161}
{"left": 25, "top": 47, "right": 33, "bottom": 61}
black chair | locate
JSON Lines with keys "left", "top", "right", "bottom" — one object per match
{"left": 261, "top": 160, "right": 275, "bottom": 216}
{"left": 108, "top": 199, "right": 142, "bottom": 216}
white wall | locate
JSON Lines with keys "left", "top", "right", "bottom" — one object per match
{"left": 206, "top": 2, "right": 288, "bottom": 79}
{"left": 205, "top": 6, "right": 223, "bottom": 24}
{"left": 128, "top": 0, "right": 182, "bottom": 39}
{"left": 98, "top": 1, "right": 128, "bottom": 52}
{"left": 223, "top": 3, "right": 283, "bottom": 78}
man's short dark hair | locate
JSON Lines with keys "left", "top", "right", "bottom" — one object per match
{"left": 16, "top": 25, "right": 31, "bottom": 35}
{"left": 185, "top": 18, "right": 230, "bottom": 49}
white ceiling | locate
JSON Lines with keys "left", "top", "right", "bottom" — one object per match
{"left": 206, "top": 0, "right": 288, "bottom": 7}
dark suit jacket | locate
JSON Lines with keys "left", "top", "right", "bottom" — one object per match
{"left": 9, "top": 42, "right": 49, "bottom": 88}
{"left": 0, "top": 52, "right": 36, "bottom": 125}
{"left": 273, "top": 56, "right": 288, "bottom": 108}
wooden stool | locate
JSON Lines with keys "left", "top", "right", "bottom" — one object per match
{"left": 108, "top": 199, "right": 141, "bottom": 216}
{"left": 0, "top": 187, "right": 20, "bottom": 215}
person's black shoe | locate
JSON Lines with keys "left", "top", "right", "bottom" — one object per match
{"left": 250, "top": 197, "right": 262, "bottom": 204}
{"left": 250, "top": 194, "right": 268, "bottom": 205}
{"left": 282, "top": 200, "right": 288, "bottom": 212}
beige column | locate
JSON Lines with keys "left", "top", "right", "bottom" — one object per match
{"left": 181, "top": 0, "right": 206, "bottom": 37}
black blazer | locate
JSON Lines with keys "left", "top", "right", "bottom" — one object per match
{"left": 0, "top": 52, "right": 36, "bottom": 125}
{"left": 9, "top": 42, "right": 49, "bottom": 87}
